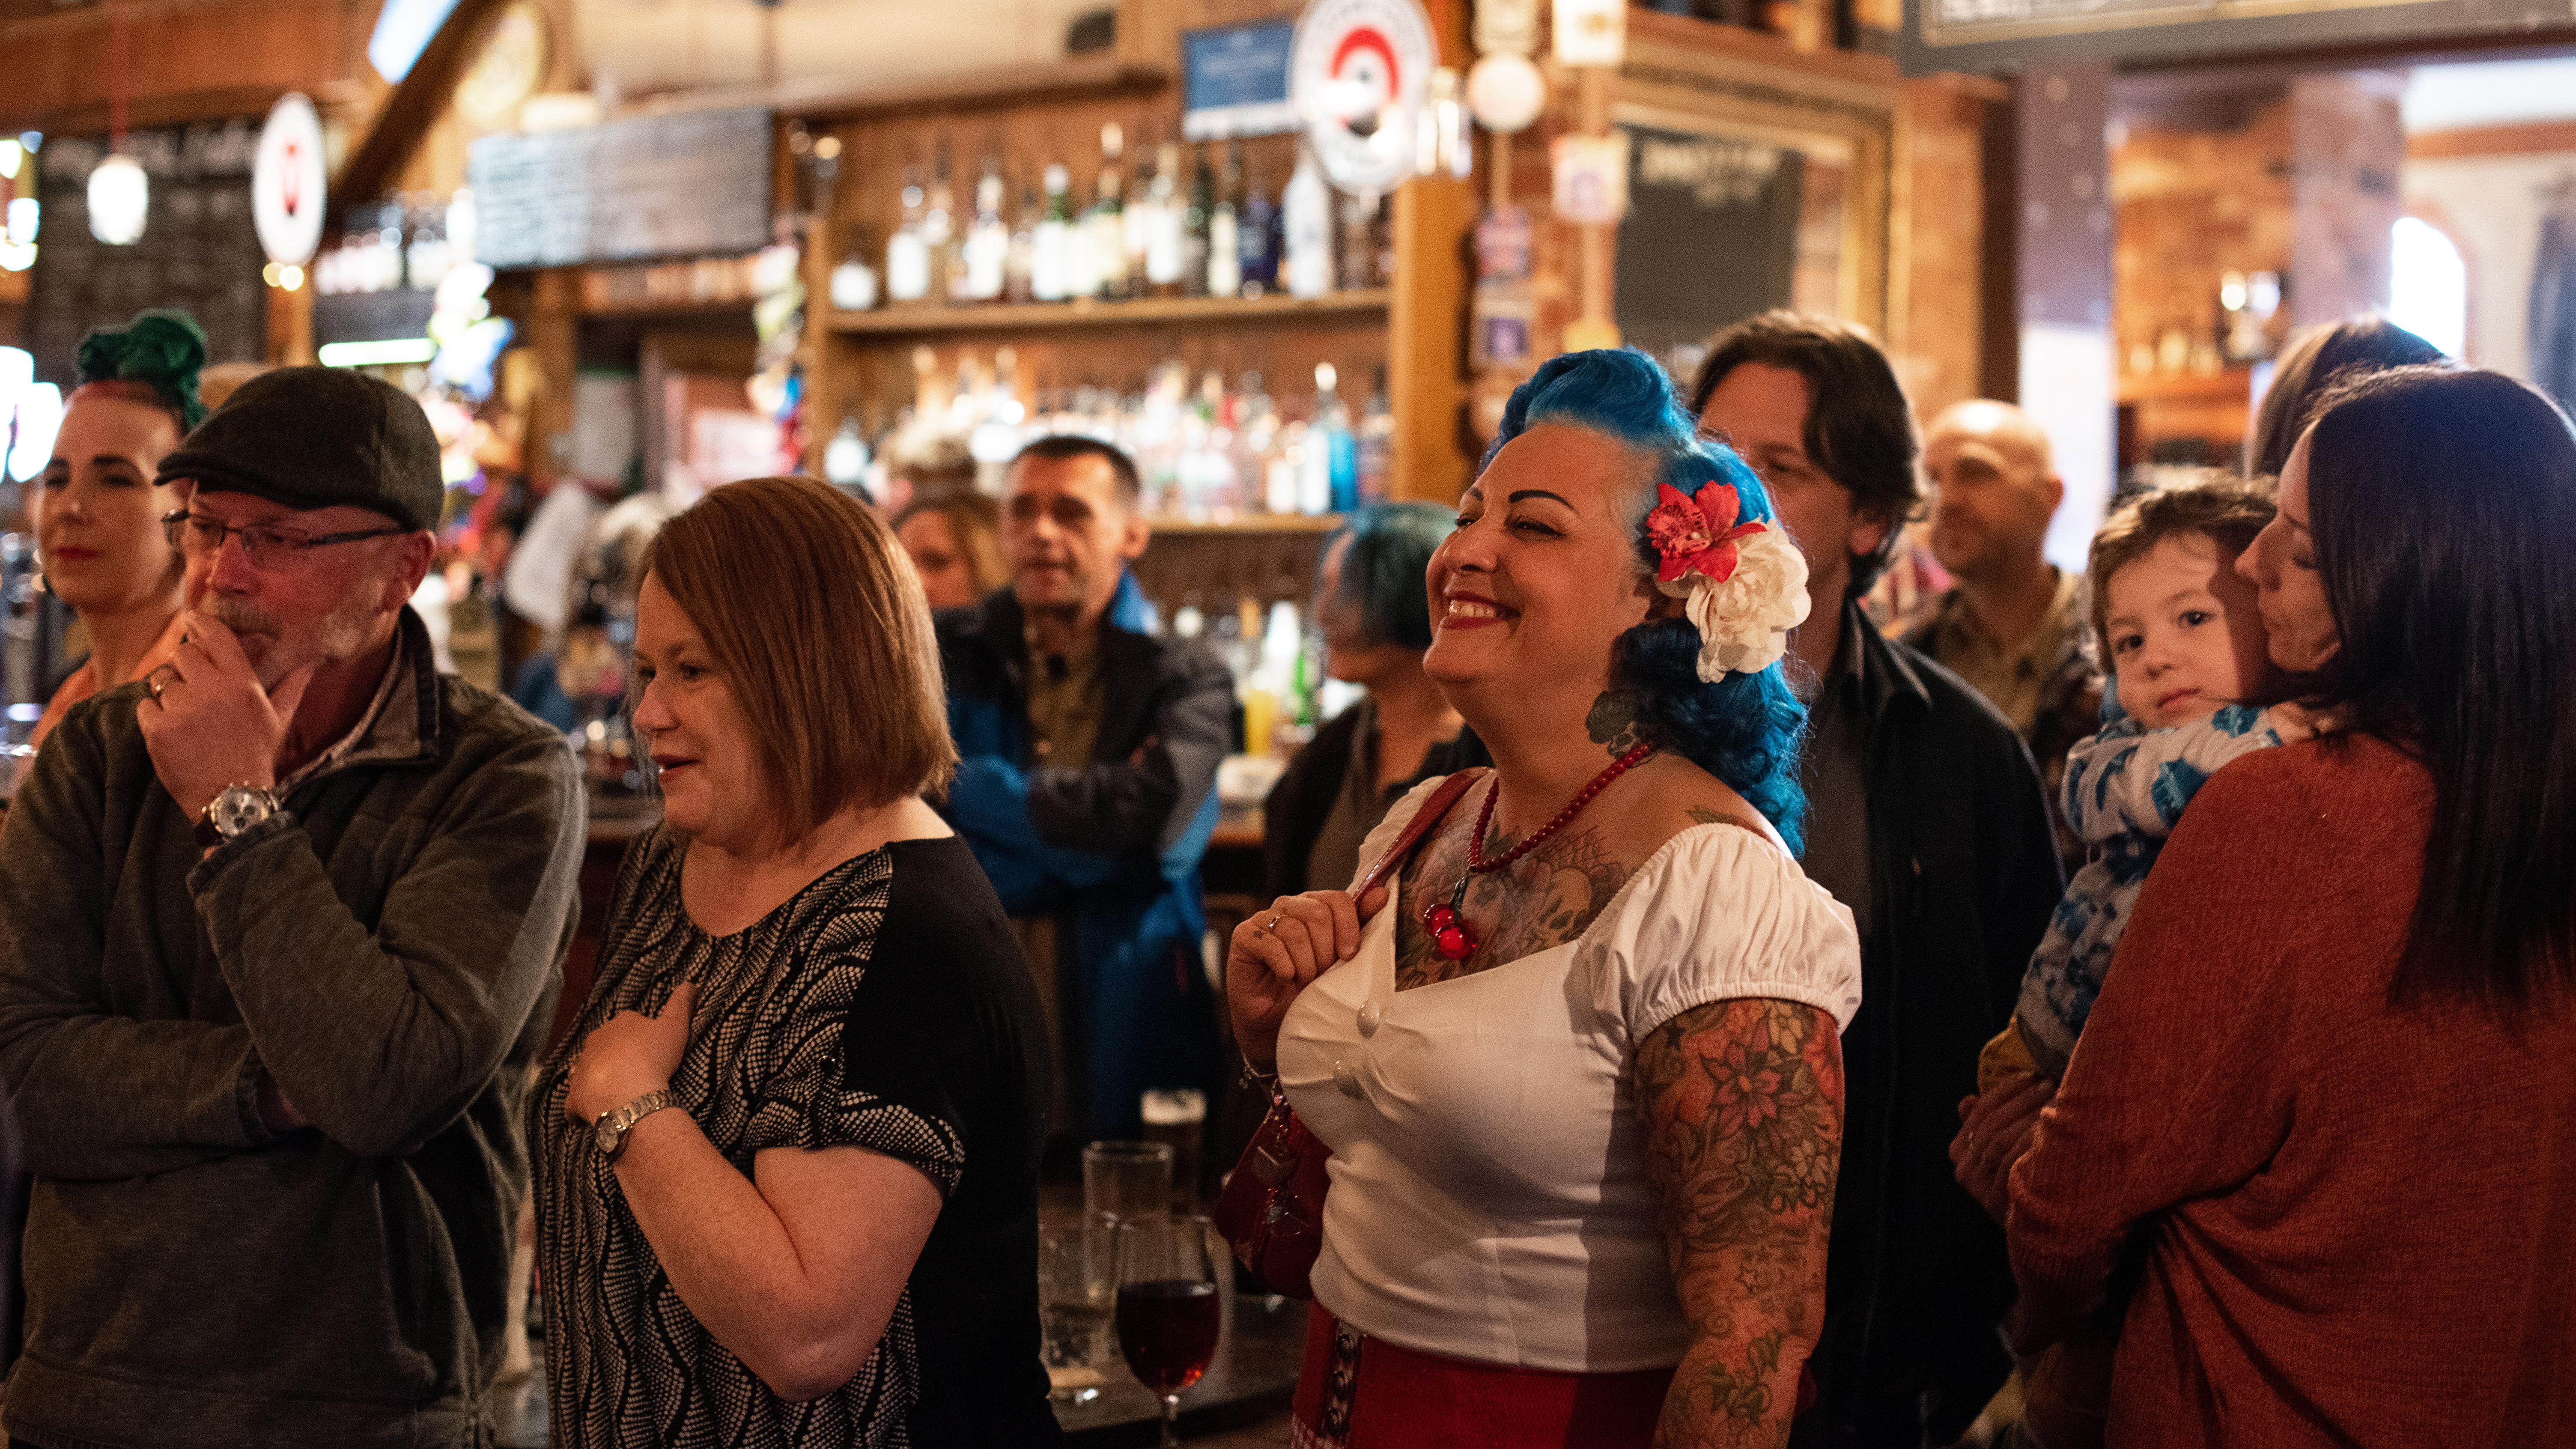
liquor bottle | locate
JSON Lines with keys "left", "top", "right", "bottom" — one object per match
{"left": 1146, "top": 141, "right": 1187, "bottom": 296}
{"left": 924, "top": 137, "right": 957, "bottom": 304}
{"left": 1336, "top": 191, "right": 1374, "bottom": 292}
{"left": 1238, "top": 155, "right": 1277, "bottom": 297}
{"left": 823, "top": 414, "right": 872, "bottom": 492}
{"left": 1281, "top": 145, "right": 1333, "bottom": 300}
{"left": 886, "top": 165, "right": 933, "bottom": 303}
{"left": 1006, "top": 178, "right": 1038, "bottom": 304}
{"left": 1303, "top": 361, "right": 1355, "bottom": 514}
{"left": 1267, "top": 416, "right": 1306, "bottom": 515}
{"left": 1126, "top": 135, "right": 1160, "bottom": 295}
{"left": 1032, "top": 164, "right": 1073, "bottom": 303}
{"left": 961, "top": 157, "right": 1008, "bottom": 303}
{"left": 1207, "top": 144, "right": 1242, "bottom": 301}
{"left": 1087, "top": 122, "right": 1129, "bottom": 301}
{"left": 829, "top": 228, "right": 880, "bottom": 312}
{"left": 1181, "top": 142, "right": 1212, "bottom": 299}
{"left": 1357, "top": 367, "right": 1394, "bottom": 504}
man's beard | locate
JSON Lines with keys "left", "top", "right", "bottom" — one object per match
{"left": 203, "top": 587, "right": 385, "bottom": 691}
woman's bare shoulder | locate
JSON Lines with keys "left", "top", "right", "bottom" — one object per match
{"left": 1611, "top": 754, "right": 1786, "bottom": 858}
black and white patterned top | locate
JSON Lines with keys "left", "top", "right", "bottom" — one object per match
{"left": 533, "top": 825, "right": 1059, "bottom": 1449}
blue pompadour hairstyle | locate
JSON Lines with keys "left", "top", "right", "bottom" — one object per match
{"left": 1324, "top": 501, "right": 1454, "bottom": 652}
{"left": 1479, "top": 348, "right": 1810, "bottom": 855}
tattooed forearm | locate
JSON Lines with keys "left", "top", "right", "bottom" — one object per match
{"left": 1635, "top": 998, "right": 1845, "bottom": 1449}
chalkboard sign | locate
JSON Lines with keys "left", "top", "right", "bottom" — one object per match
{"left": 1613, "top": 123, "right": 1801, "bottom": 368}
{"left": 468, "top": 107, "right": 772, "bottom": 272}
{"left": 25, "top": 120, "right": 268, "bottom": 385}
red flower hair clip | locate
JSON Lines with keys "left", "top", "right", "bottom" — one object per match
{"left": 1644, "top": 480, "right": 1768, "bottom": 584}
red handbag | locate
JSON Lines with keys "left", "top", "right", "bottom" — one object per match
{"left": 1216, "top": 769, "right": 1484, "bottom": 1297}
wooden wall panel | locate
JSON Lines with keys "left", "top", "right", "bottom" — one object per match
{"left": 0, "top": 0, "right": 370, "bottom": 133}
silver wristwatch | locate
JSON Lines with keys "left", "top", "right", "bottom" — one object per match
{"left": 593, "top": 1088, "right": 676, "bottom": 1163}
{"left": 194, "top": 782, "right": 281, "bottom": 850}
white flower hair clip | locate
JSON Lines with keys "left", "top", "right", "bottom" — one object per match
{"left": 1643, "top": 479, "right": 1813, "bottom": 682}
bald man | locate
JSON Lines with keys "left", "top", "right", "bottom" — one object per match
{"left": 1905, "top": 400, "right": 2102, "bottom": 872}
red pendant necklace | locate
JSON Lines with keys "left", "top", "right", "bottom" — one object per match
{"left": 1419, "top": 740, "right": 1656, "bottom": 962}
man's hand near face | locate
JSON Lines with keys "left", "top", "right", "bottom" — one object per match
{"left": 135, "top": 608, "right": 317, "bottom": 823}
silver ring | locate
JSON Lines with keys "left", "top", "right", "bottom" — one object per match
{"left": 144, "top": 664, "right": 176, "bottom": 704}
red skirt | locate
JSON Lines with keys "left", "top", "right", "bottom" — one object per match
{"left": 1288, "top": 1302, "right": 1673, "bottom": 1449}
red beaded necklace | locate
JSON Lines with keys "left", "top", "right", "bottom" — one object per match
{"left": 1419, "top": 740, "right": 1656, "bottom": 962}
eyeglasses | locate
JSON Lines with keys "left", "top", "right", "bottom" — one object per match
{"left": 161, "top": 510, "right": 405, "bottom": 566}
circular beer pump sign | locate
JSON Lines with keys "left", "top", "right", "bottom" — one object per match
{"left": 1291, "top": 0, "right": 1436, "bottom": 196}
{"left": 253, "top": 92, "right": 329, "bottom": 267}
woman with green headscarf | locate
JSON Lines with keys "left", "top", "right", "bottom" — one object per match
{"left": 29, "top": 309, "right": 208, "bottom": 749}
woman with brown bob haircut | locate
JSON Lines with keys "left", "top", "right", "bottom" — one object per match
{"left": 533, "top": 474, "right": 1061, "bottom": 1447}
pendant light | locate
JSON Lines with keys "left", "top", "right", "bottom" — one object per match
{"left": 88, "top": 0, "right": 147, "bottom": 245}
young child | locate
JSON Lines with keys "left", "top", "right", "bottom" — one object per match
{"left": 1974, "top": 481, "right": 2309, "bottom": 1449}
{"left": 1982, "top": 480, "right": 2310, "bottom": 1088}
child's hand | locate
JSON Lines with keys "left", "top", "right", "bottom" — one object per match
{"left": 1951, "top": 1073, "right": 2056, "bottom": 1226}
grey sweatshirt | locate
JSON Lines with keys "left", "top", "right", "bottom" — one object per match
{"left": 0, "top": 609, "right": 582, "bottom": 1449}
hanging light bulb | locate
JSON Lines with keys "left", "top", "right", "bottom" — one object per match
{"left": 88, "top": 155, "right": 148, "bottom": 244}
{"left": 90, "top": 0, "right": 147, "bottom": 245}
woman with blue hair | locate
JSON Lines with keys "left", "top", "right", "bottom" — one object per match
{"left": 1225, "top": 349, "right": 1861, "bottom": 1447}
{"left": 1262, "top": 501, "right": 1489, "bottom": 899}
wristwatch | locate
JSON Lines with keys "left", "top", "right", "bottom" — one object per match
{"left": 194, "top": 783, "right": 282, "bottom": 850}
{"left": 593, "top": 1088, "right": 677, "bottom": 1163}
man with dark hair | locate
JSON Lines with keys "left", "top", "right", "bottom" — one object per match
{"left": 935, "top": 435, "right": 1231, "bottom": 1140}
{"left": 0, "top": 367, "right": 582, "bottom": 1448}
{"left": 1691, "top": 311, "right": 2064, "bottom": 1448}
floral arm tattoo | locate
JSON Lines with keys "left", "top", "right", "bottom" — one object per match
{"left": 1635, "top": 997, "right": 1845, "bottom": 1449}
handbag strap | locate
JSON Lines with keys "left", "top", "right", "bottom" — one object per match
{"left": 1354, "top": 769, "right": 1486, "bottom": 904}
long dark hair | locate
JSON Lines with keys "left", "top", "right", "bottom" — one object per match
{"left": 2246, "top": 317, "right": 2447, "bottom": 479}
{"left": 2304, "top": 366, "right": 2576, "bottom": 1011}
{"left": 1687, "top": 310, "right": 1922, "bottom": 597}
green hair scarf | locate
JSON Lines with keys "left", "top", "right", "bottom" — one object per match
{"left": 73, "top": 309, "right": 211, "bottom": 432}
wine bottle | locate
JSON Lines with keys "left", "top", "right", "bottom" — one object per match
{"left": 1088, "top": 122, "right": 1128, "bottom": 301}
{"left": 1208, "top": 143, "right": 1242, "bottom": 301}
{"left": 1146, "top": 141, "right": 1187, "bottom": 296}
{"left": 925, "top": 137, "right": 957, "bottom": 304}
{"left": 1006, "top": 177, "right": 1038, "bottom": 304}
{"left": 1181, "top": 142, "right": 1212, "bottom": 299}
{"left": 1237, "top": 150, "right": 1276, "bottom": 298}
{"left": 962, "top": 157, "right": 1008, "bottom": 303}
{"left": 1033, "top": 163, "right": 1073, "bottom": 303}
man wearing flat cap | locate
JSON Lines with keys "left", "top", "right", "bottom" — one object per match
{"left": 0, "top": 368, "right": 583, "bottom": 1448}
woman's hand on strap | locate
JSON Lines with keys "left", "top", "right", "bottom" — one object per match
{"left": 1950, "top": 1072, "right": 2055, "bottom": 1227}
{"left": 1636, "top": 998, "right": 1844, "bottom": 1449}
{"left": 1225, "top": 887, "right": 1386, "bottom": 1072}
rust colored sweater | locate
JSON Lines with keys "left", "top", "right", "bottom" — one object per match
{"left": 2008, "top": 736, "right": 2576, "bottom": 1447}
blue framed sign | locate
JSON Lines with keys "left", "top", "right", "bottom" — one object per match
{"left": 1183, "top": 20, "right": 1298, "bottom": 140}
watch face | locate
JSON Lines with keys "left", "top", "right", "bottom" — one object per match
{"left": 213, "top": 786, "right": 276, "bottom": 838}
{"left": 595, "top": 1117, "right": 621, "bottom": 1157}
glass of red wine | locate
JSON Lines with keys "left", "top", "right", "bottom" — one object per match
{"left": 1113, "top": 1215, "right": 1222, "bottom": 1449}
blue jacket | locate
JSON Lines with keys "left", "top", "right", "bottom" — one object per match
{"left": 935, "top": 574, "right": 1234, "bottom": 1138}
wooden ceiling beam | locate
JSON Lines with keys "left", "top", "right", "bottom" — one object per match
{"left": 334, "top": 0, "right": 512, "bottom": 207}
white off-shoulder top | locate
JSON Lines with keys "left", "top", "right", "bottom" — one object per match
{"left": 1277, "top": 775, "right": 1863, "bottom": 1373}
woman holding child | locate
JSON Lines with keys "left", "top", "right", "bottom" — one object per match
{"left": 1986, "top": 367, "right": 2576, "bottom": 1446}
{"left": 1228, "top": 350, "right": 1861, "bottom": 1447}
